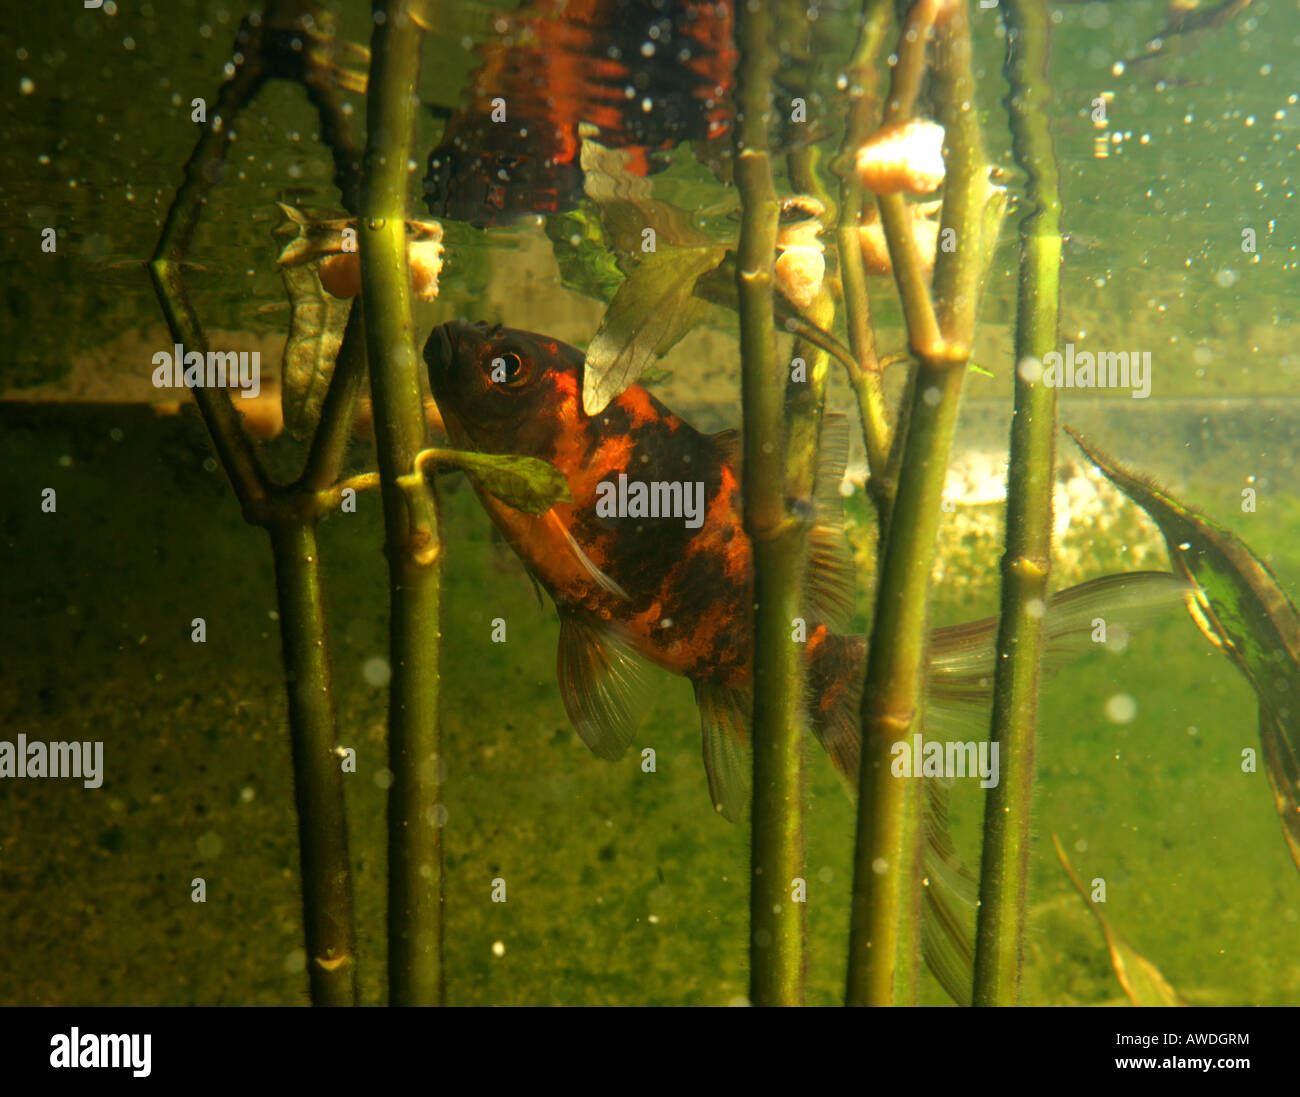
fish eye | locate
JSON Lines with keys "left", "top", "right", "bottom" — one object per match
{"left": 487, "top": 350, "right": 529, "bottom": 388}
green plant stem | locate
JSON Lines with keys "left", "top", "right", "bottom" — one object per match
{"left": 846, "top": 0, "right": 988, "bottom": 1007}
{"left": 148, "top": 3, "right": 359, "bottom": 1007}
{"left": 361, "top": 0, "right": 443, "bottom": 1007}
{"left": 269, "top": 520, "right": 358, "bottom": 1005}
{"left": 302, "top": 303, "right": 368, "bottom": 494}
{"left": 148, "top": 44, "right": 270, "bottom": 513}
{"left": 833, "top": 0, "right": 894, "bottom": 513}
{"left": 735, "top": 0, "right": 806, "bottom": 1008}
{"left": 973, "top": 0, "right": 1062, "bottom": 1006}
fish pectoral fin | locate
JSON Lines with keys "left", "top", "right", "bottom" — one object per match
{"left": 692, "top": 682, "right": 752, "bottom": 822}
{"left": 546, "top": 510, "right": 631, "bottom": 601}
{"left": 557, "top": 612, "right": 654, "bottom": 760}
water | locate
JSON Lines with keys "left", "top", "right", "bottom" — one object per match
{"left": 1, "top": 0, "right": 1298, "bottom": 1006}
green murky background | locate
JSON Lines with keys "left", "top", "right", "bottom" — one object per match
{"left": 1, "top": 0, "right": 1298, "bottom": 1005}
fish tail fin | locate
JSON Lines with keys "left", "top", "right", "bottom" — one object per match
{"left": 804, "top": 626, "right": 976, "bottom": 1004}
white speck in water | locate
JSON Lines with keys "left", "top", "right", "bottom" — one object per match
{"left": 492, "top": 941, "right": 506, "bottom": 957}
{"left": 284, "top": 949, "right": 307, "bottom": 974}
{"left": 363, "top": 655, "right": 391, "bottom": 686}
{"left": 872, "top": 857, "right": 889, "bottom": 875}
{"left": 1016, "top": 356, "right": 1043, "bottom": 384}
{"left": 373, "top": 767, "right": 394, "bottom": 791}
{"left": 1105, "top": 693, "right": 1138, "bottom": 724}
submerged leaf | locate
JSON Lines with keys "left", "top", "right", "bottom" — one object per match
{"left": 695, "top": 254, "right": 861, "bottom": 380}
{"left": 279, "top": 263, "right": 352, "bottom": 440}
{"left": 582, "top": 246, "right": 725, "bottom": 415}
{"left": 579, "top": 137, "right": 710, "bottom": 255}
{"left": 545, "top": 205, "right": 626, "bottom": 304}
{"left": 1068, "top": 428, "right": 1300, "bottom": 874}
{"left": 419, "top": 448, "right": 570, "bottom": 515}
{"left": 1052, "top": 835, "right": 1189, "bottom": 1006}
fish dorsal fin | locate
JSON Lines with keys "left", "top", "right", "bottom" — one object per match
{"left": 804, "top": 412, "right": 856, "bottom": 631}
{"left": 711, "top": 428, "right": 742, "bottom": 474}
{"left": 692, "top": 682, "right": 752, "bottom": 822}
{"left": 557, "top": 612, "right": 653, "bottom": 760}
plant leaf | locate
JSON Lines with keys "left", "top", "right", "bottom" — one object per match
{"left": 1052, "top": 834, "right": 1189, "bottom": 1006}
{"left": 422, "top": 448, "right": 570, "bottom": 515}
{"left": 579, "top": 138, "right": 711, "bottom": 254}
{"left": 582, "top": 245, "right": 725, "bottom": 415}
{"left": 695, "top": 254, "right": 861, "bottom": 380}
{"left": 545, "top": 205, "right": 627, "bottom": 305}
{"left": 279, "top": 264, "right": 352, "bottom": 440}
{"left": 1068, "top": 428, "right": 1300, "bottom": 874}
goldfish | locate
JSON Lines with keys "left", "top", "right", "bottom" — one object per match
{"left": 423, "top": 0, "right": 735, "bottom": 225}
{"left": 423, "top": 322, "right": 1189, "bottom": 822}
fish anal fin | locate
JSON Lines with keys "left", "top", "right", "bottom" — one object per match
{"left": 557, "top": 612, "right": 655, "bottom": 761}
{"left": 692, "top": 681, "right": 751, "bottom": 822}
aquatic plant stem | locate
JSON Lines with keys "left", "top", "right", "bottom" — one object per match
{"left": 269, "top": 521, "right": 359, "bottom": 1005}
{"left": 360, "top": 0, "right": 443, "bottom": 1007}
{"left": 973, "top": 0, "right": 1062, "bottom": 1006}
{"left": 303, "top": 304, "right": 369, "bottom": 495}
{"left": 832, "top": 0, "right": 894, "bottom": 513}
{"left": 735, "top": 0, "right": 807, "bottom": 1008}
{"left": 846, "top": 0, "right": 988, "bottom": 1006}
{"left": 148, "top": 2, "right": 360, "bottom": 1007}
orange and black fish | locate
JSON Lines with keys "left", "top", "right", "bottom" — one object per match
{"left": 423, "top": 0, "right": 735, "bottom": 225}
{"left": 424, "top": 322, "right": 1190, "bottom": 823}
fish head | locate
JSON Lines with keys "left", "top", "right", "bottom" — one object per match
{"left": 424, "top": 321, "right": 586, "bottom": 458}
